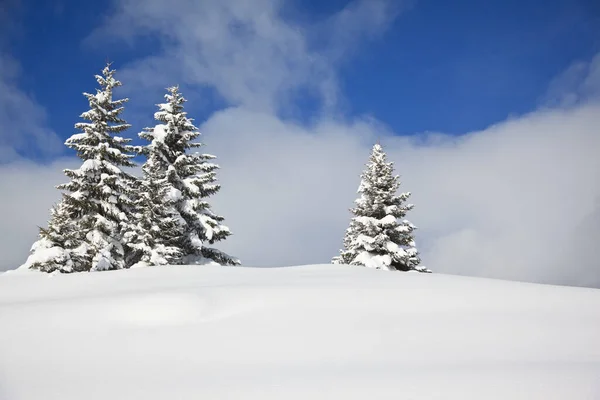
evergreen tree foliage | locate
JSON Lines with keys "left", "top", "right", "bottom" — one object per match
{"left": 332, "top": 144, "right": 430, "bottom": 272}
{"left": 124, "top": 170, "right": 183, "bottom": 268}
{"left": 135, "top": 86, "right": 239, "bottom": 266}
{"left": 21, "top": 63, "right": 137, "bottom": 273}
{"left": 21, "top": 201, "right": 86, "bottom": 273}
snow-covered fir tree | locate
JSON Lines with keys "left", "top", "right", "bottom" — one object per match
{"left": 20, "top": 201, "right": 86, "bottom": 273}
{"left": 21, "top": 63, "right": 137, "bottom": 273}
{"left": 133, "top": 86, "right": 239, "bottom": 266}
{"left": 332, "top": 143, "right": 430, "bottom": 272}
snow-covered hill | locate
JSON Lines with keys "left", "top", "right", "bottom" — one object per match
{"left": 1, "top": 264, "right": 599, "bottom": 400}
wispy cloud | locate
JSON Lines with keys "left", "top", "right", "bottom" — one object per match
{"left": 0, "top": 53, "right": 63, "bottom": 162}
{"left": 88, "top": 0, "right": 401, "bottom": 113}
{"left": 542, "top": 52, "right": 600, "bottom": 107}
{"left": 314, "top": 0, "right": 406, "bottom": 60}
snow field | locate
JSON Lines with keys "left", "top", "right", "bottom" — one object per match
{"left": 1, "top": 264, "right": 599, "bottom": 399}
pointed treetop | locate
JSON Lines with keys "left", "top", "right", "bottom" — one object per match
{"left": 136, "top": 85, "right": 238, "bottom": 266}
{"left": 94, "top": 62, "right": 122, "bottom": 93}
{"left": 367, "top": 142, "right": 388, "bottom": 169}
{"left": 23, "top": 62, "right": 136, "bottom": 273}
{"left": 162, "top": 85, "right": 185, "bottom": 111}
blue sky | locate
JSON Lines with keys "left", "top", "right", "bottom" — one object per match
{"left": 3, "top": 0, "right": 599, "bottom": 160}
{"left": 1, "top": 0, "right": 600, "bottom": 287}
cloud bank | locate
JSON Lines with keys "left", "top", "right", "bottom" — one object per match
{"left": 198, "top": 101, "right": 600, "bottom": 289}
{"left": 1, "top": 0, "right": 598, "bottom": 289}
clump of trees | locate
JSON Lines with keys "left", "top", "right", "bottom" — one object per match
{"left": 21, "top": 64, "right": 429, "bottom": 274}
{"left": 21, "top": 64, "right": 238, "bottom": 273}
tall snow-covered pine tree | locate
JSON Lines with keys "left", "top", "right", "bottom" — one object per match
{"left": 21, "top": 63, "right": 137, "bottom": 272}
{"left": 133, "top": 86, "right": 239, "bottom": 266}
{"left": 332, "top": 143, "right": 430, "bottom": 272}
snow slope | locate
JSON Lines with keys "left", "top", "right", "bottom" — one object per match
{"left": 0, "top": 264, "right": 599, "bottom": 400}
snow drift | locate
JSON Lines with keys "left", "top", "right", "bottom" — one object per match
{"left": 0, "top": 264, "right": 599, "bottom": 399}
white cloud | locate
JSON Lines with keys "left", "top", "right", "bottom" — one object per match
{"left": 196, "top": 101, "right": 600, "bottom": 289}
{"left": 398, "top": 104, "right": 600, "bottom": 287}
{"left": 2, "top": 0, "right": 599, "bottom": 290}
{"left": 199, "top": 108, "right": 378, "bottom": 267}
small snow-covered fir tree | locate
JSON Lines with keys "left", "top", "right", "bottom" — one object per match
{"left": 134, "top": 86, "right": 239, "bottom": 266}
{"left": 21, "top": 63, "right": 137, "bottom": 273}
{"left": 21, "top": 201, "right": 88, "bottom": 273}
{"left": 332, "top": 143, "right": 430, "bottom": 272}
